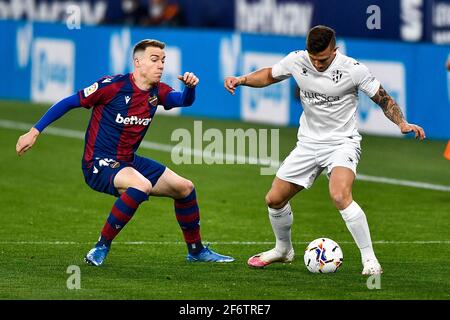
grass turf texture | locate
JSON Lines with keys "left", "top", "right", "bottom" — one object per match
{"left": 0, "top": 100, "right": 449, "bottom": 299}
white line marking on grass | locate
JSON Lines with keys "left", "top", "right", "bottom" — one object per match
{"left": 1, "top": 240, "right": 450, "bottom": 245}
{"left": 2, "top": 119, "right": 450, "bottom": 192}
{"left": 356, "top": 174, "right": 450, "bottom": 192}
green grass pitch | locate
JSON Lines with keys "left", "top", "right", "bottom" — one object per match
{"left": 0, "top": 100, "right": 449, "bottom": 300}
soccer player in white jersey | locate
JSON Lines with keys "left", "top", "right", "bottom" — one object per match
{"left": 224, "top": 25, "right": 426, "bottom": 275}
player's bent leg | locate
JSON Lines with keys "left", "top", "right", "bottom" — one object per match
{"left": 265, "top": 177, "right": 304, "bottom": 209}
{"left": 115, "top": 167, "right": 153, "bottom": 195}
{"left": 248, "top": 177, "right": 303, "bottom": 268}
{"left": 149, "top": 167, "right": 192, "bottom": 199}
{"left": 329, "top": 166, "right": 382, "bottom": 275}
{"left": 85, "top": 167, "right": 151, "bottom": 267}
{"left": 151, "top": 168, "right": 234, "bottom": 263}
{"left": 328, "top": 166, "right": 354, "bottom": 210}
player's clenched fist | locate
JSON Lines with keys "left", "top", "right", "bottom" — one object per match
{"left": 16, "top": 127, "right": 40, "bottom": 156}
{"left": 224, "top": 76, "right": 243, "bottom": 95}
{"left": 177, "top": 72, "right": 199, "bottom": 88}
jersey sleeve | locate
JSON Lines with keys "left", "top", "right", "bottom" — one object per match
{"left": 164, "top": 87, "right": 196, "bottom": 110}
{"left": 34, "top": 94, "right": 81, "bottom": 133}
{"left": 271, "top": 51, "right": 297, "bottom": 80}
{"left": 157, "top": 82, "right": 175, "bottom": 108}
{"left": 77, "top": 76, "right": 118, "bottom": 109}
{"left": 350, "top": 62, "right": 381, "bottom": 98}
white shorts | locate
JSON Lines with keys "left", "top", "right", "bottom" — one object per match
{"left": 276, "top": 139, "right": 361, "bottom": 189}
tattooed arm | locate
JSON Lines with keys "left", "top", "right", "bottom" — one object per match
{"left": 370, "top": 85, "right": 426, "bottom": 140}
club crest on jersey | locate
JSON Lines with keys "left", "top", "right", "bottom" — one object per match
{"left": 83, "top": 82, "right": 98, "bottom": 97}
{"left": 332, "top": 70, "right": 343, "bottom": 84}
{"left": 110, "top": 161, "right": 120, "bottom": 169}
{"left": 302, "top": 67, "right": 308, "bottom": 76}
{"left": 148, "top": 95, "right": 158, "bottom": 107}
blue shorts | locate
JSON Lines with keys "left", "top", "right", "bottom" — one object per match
{"left": 82, "top": 154, "right": 166, "bottom": 197}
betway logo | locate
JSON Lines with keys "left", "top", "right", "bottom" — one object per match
{"left": 115, "top": 113, "right": 151, "bottom": 126}
{"left": 236, "top": 0, "right": 313, "bottom": 36}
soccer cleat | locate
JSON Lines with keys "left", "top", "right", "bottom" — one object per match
{"left": 187, "top": 246, "right": 234, "bottom": 263}
{"left": 247, "top": 248, "right": 295, "bottom": 268}
{"left": 361, "top": 258, "right": 383, "bottom": 275}
{"left": 84, "top": 245, "right": 110, "bottom": 266}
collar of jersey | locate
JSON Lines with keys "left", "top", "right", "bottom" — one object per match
{"left": 306, "top": 49, "right": 341, "bottom": 73}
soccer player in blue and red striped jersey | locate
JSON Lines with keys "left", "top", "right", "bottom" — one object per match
{"left": 16, "top": 39, "right": 234, "bottom": 266}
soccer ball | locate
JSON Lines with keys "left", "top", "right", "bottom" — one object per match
{"left": 304, "top": 238, "right": 343, "bottom": 273}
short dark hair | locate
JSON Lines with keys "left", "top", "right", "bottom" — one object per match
{"left": 306, "top": 25, "right": 336, "bottom": 54}
{"left": 133, "top": 39, "right": 165, "bottom": 57}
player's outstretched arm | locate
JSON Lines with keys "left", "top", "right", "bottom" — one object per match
{"left": 162, "top": 72, "right": 199, "bottom": 110}
{"left": 16, "top": 93, "right": 81, "bottom": 156}
{"left": 224, "top": 68, "right": 281, "bottom": 95}
{"left": 370, "top": 85, "right": 426, "bottom": 140}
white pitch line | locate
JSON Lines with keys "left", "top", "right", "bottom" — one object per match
{"left": 2, "top": 119, "right": 450, "bottom": 192}
{"left": 1, "top": 240, "right": 450, "bottom": 245}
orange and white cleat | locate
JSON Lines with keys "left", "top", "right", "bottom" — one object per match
{"left": 247, "top": 248, "right": 295, "bottom": 268}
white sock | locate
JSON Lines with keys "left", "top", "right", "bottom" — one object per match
{"left": 268, "top": 203, "right": 293, "bottom": 255}
{"left": 339, "top": 201, "right": 376, "bottom": 262}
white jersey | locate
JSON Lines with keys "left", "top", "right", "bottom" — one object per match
{"left": 272, "top": 50, "right": 380, "bottom": 143}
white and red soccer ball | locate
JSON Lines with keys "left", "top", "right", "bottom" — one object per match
{"left": 304, "top": 238, "right": 343, "bottom": 273}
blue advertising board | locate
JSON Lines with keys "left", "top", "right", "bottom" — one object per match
{"left": 0, "top": 20, "right": 449, "bottom": 139}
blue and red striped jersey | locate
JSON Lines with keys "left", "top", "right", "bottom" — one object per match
{"left": 78, "top": 73, "right": 174, "bottom": 165}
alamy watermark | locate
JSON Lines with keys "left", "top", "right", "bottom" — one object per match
{"left": 367, "top": 5, "right": 381, "bottom": 30}
{"left": 366, "top": 274, "right": 381, "bottom": 290}
{"left": 66, "top": 265, "right": 81, "bottom": 290}
{"left": 170, "top": 121, "right": 280, "bottom": 175}
{"left": 66, "top": 5, "right": 81, "bottom": 30}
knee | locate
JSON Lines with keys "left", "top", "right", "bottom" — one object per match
{"left": 330, "top": 190, "right": 352, "bottom": 210}
{"left": 133, "top": 181, "right": 153, "bottom": 195}
{"left": 265, "top": 192, "right": 287, "bottom": 209}
{"left": 177, "top": 179, "right": 195, "bottom": 199}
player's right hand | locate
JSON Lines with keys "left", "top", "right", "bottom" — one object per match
{"left": 224, "top": 76, "right": 242, "bottom": 95}
{"left": 16, "top": 127, "right": 40, "bottom": 156}
{"left": 399, "top": 122, "right": 426, "bottom": 140}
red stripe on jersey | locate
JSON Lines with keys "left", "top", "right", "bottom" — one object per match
{"left": 83, "top": 104, "right": 105, "bottom": 163}
{"left": 157, "top": 82, "right": 174, "bottom": 107}
{"left": 79, "top": 79, "right": 125, "bottom": 109}
{"left": 82, "top": 80, "right": 125, "bottom": 163}
{"left": 116, "top": 92, "right": 150, "bottom": 162}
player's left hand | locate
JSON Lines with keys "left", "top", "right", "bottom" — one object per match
{"left": 399, "top": 122, "right": 426, "bottom": 140}
{"left": 177, "top": 72, "right": 199, "bottom": 88}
